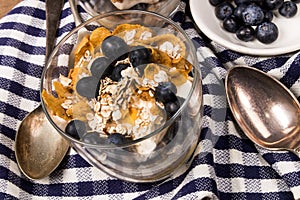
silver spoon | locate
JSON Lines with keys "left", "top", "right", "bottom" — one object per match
{"left": 15, "top": 0, "right": 69, "bottom": 179}
{"left": 225, "top": 65, "right": 300, "bottom": 155}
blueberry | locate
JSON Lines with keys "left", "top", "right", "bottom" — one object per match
{"left": 101, "top": 36, "right": 129, "bottom": 60}
{"left": 251, "top": 0, "right": 264, "bottom": 5}
{"left": 129, "top": 46, "right": 152, "bottom": 68}
{"left": 236, "top": 25, "right": 255, "bottom": 42}
{"left": 135, "top": 64, "right": 146, "bottom": 76}
{"left": 263, "top": 10, "right": 274, "bottom": 22}
{"left": 65, "top": 119, "right": 87, "bottom": 140}
{"left": 164, "top": 100, "right": 180, "bottom": 118}
{"left": 234, "top": 4, "right": 248, "bottom": 21}
{"left": 161, "top": 120, "right": 179, "bottom": 145}
{"left": 263, "top": 0, "right": 284, "bottom": 10}
{"left": 215, "top": 2, "right": 234, "bottom": 20}
{"left": 90, "top": 57, "right": 114, "bottom": 78}
{"left": 234, "top": 0, "right": 252, "bottom": 5}
{"left": 223, "top": 16, "right": 240, "bottom": 33}
{"left": 154, "top": 82, "right": 177, "bottom": 104}
{"left": 234, "top": 0, "right": 262, "bottom": 6}
{"left": 106, "top": 133, "right": 127, "bottom": 145}
{"left": 242, "top": 4, "right": 264, "bottom": 26}
{"left": 209, "top": 0, "right": 225, "bottom": 6}
{"left": 279, "top": 1, "right": 298, "bottom": 18}
{"left": 82, "top": 132, "right": 105, "bottom": 145}
{"left": 116, "top": 52, "right": 129, "bottom": 61}
{"left": 256, "top": 22, "right": 279, "bottom": 44}
{"left": 110, "top": 63, "right": 130, "bottom": 81}
{"left": 76, "top": 76, "right": 99, "bottom": 99}
{"left": 130, "top": 3, "right": 148, "bottom": 10}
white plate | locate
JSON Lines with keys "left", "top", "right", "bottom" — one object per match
{"left": 190, "top": 0, "right": 300, "bottom": 56}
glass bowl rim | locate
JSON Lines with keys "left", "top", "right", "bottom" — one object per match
{"left": 80, "top": 0, "right": 181, "bottom": 17}
{"left": 40, "top": 9, "right": 202, "bottom": 149}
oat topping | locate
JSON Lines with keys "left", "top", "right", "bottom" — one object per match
{"left": 124, "top": 30, "right": 136, "bottom": 44}
{"left": 58, "top": 74, "right": 72, "bottom": 87}
{"left": 61, "top": 99, "right": 73, "bottom": 110}
{"left": 139, "top": 31, "right": 152, "bottom": 40}
{"left": 153, "top": 70, "right": 168, "bottom": 83}
{"left": 159, "top": 41, "right": 182, "bottom": 60}
{"left": 84, "top": 61, "right": 166, "bottom": 140}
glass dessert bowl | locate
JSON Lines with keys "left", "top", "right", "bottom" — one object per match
{"left": 41, "top": 10, "right": 203, "bottom": 182}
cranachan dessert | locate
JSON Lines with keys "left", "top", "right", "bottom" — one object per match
{"left": 42, "top": 23, "right": 194, "bottom": 154}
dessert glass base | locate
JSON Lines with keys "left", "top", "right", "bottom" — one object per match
{"left": 73, "top": 128, "right": 200, "bottom": 182}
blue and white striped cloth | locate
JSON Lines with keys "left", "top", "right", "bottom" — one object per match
{"left": 0, "top": 0, "right": 300, "bottom": 199}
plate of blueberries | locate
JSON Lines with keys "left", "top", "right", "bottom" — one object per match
{"left": 190, "top": 0, "right": 300, "bottom": 56}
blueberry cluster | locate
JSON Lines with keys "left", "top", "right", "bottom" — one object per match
{"left": 76, "top": 35, "right": 152, "bottom": 99}
{"left": 210, "top": 0, "right": 299, "bottom": 44}
{"left": 71, "top": 36, "right": 155, "bottom": 143}
{"left": 65, "top": 119, "right": 128, "bottom": 145}
{"left": 154, "top": 82, "right": 180, "bottom": 118}
{"left": 67, "top": 35, "right": 182, "bottom": 144}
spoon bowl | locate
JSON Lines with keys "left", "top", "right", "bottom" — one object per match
{"left": 15, "top": 105, "right": 69, "bottom": 179}
{"left": 225, "top": 65, "right": 300, "bottom": 154}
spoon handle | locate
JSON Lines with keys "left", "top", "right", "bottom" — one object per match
{"left": 69, "top": 0, "right": 82, "bottom": 26}
{"left": 45, "top": 0, "right": 65, "bottom": 59}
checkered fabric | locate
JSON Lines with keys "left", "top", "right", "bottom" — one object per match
{"left": 1, "top": 0, "right": 300, "bottom": 199}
